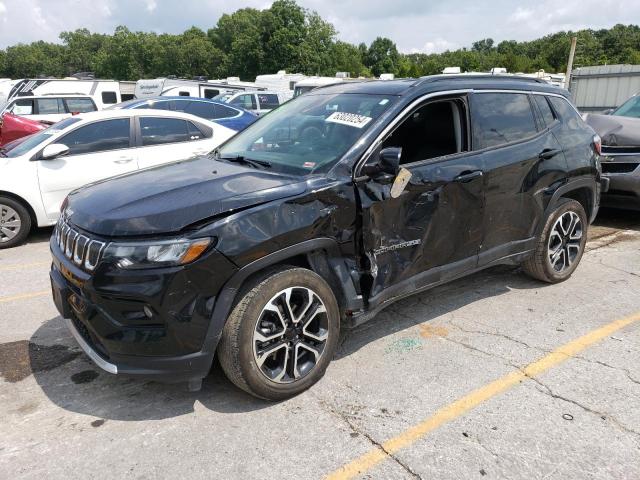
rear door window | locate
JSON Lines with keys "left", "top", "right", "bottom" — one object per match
{"left": 533, "top": 95, "right": 557, "bottom": 127}
{"left": 230, "top": 94, "right": 257, "bottom": 110}
{"left": 36, "top": 98, "right": 64, "bottom": 114}
{"left": 184, "top": 101, "right": 217, "bottom": 120}
{"left": 58, "top": 118, "right": 131, "bottom": 155}
{"left": 214, "top": 104, "right": 239, "bottom": 118}
{"left": 548, "top": 96, "right": 584, "bottom": 129}
{"left": 139, "top": 117, "right": 190, "bottom": 146}
{"left": 258, "top": 94, "right": 280, "bottom": 109}
{"left": 64, "top": 98, "right": 97, "bottom": 113}
{"left": 472, "top": 93, "right": 538, "bottom": 149}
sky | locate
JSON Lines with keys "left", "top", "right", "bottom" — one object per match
{"left": 0, "top": 0, "right": 638, "bottom": 53}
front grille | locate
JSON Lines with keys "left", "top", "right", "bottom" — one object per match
{"left": 602, "top": 146, "right": 640, "bottom": 155}
{"left": 601, "top": 162, "right": 640, "bottom": 174}
{"left": 54, "top": 218, "right": 106, "bottom": 271}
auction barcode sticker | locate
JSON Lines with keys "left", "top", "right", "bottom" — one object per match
{"left": 325, "top": 111, "right": 373, "bottom": 129}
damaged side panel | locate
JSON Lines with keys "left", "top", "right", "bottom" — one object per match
{"left": 356, "top": 153, "right": 485, "bottom": 307}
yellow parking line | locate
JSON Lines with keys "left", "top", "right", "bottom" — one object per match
{"left": 0, "top": 261, "right": 50, "bottom": 272}
{"left": 326, "top": 311, "right": 640, "bottom": 480}
{"left": 0, "top": 290, "right": 49, "bottom": 303}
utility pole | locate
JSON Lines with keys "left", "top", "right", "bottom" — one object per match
{"left": 565, "top": 36, "right": 577, "bottom": 90}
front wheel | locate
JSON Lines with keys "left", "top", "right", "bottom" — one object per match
{"left": 522, "top": 199, "right": 588, "bottom": 283}
{"left": 0, "top": 197, "right": 32, "bottom": 249}
{"left": 218, "top": 267, "right": 340, "bottom": 400}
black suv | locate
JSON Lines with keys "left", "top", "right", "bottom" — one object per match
{"left": 50, "top": 76, "right": 604, "bottom": 400}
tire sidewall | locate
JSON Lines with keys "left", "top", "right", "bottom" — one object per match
{"left": 234, "top": 268, "right": 340, "bottom": 400}
{"left": 542, "top": 200, "right": 588, "bottom": 282}
{"left": 0, "top": 197, "right": 31, "bottom": 249}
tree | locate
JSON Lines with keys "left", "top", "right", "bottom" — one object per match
{"left": 365, "top": 37, "right": 400, "bottom": 77}
{"left": 472, "top": 38, "right": 494, "bottom": 53}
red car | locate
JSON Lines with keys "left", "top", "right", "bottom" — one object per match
{"left": 0, "top": 113, "right": 47, "bottom": 147}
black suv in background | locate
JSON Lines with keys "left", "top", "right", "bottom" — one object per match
{"left": 50, "top": 76, "right": 604, "bottom": 400}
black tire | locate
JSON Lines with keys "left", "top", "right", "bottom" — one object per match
{"left": 217, "top": 266, "right": 340, "bottom": 400}
{"left": 522, "top": 199, "right": 588, "bottom": 283}
{"left": 0, "top": 196, "right": 32, "bottom": 249}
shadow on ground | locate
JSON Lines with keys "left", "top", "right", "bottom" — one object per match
{"left": 22, "top": 264, "right": 543, "bottom": 421}
{"left": 593, "top": 208, "right": 640, "bottom": 232}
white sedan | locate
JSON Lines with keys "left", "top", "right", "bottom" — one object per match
{"left": 0, "top": 109, "right": 235, "bottom": 248}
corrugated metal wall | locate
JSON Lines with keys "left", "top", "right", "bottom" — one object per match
{"left": 569, "top": 64, "right": 640, "bottom": 112}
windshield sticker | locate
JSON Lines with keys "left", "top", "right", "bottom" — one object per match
{"left": 325, "top": 111, "right": 372, "bottom": 129}
{"left": 302, "top": 162, "right": 316, "bottom": 169}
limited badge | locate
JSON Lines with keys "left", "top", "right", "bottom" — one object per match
{"left": 390, "top": 167, "right": 412, "bottom": 198}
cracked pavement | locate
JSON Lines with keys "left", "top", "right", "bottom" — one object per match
{"left": 1, "top": 209, "right": 640, "bottom": 479}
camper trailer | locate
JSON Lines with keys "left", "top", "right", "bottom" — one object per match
{"left": 135, "top": 78, "right": 263, "bottom": 100}
{"left": 5, "top": 78, "right": 121, "bottom": 110}
{"left": 255, "top": 71, "right": 307, "bottom": 100}
{"left": 292, "top": 76, "right": 356, "bottom": 97}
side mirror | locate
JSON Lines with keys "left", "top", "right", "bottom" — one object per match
{"left": 362, "top": 147, "right": 402, "bottom": 177}
{"left": 41, "top": 143, "right": 69, "bottom": 160}
{"left": 603, "top": 108, "right": 615, "bottom": 115}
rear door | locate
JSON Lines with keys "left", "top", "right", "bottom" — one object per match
{"left": 470, "top": 91, "right": 568, "bottom": 266}
{"left": 36, "top": 118, "right": 137, "bottom": 220}
{"left": 34, "top": 98, "right": 69, "bottom": 122}
{"left": 135, "top": 116, "right": 213, "bottom": 169}
{"left": 356, "top": 95, "right": 485, "bottom": 305}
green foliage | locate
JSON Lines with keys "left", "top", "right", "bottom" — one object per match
{"left": 0, "top": 1, "right": 638, "bottom": 81}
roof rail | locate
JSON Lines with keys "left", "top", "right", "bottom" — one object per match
{"left": 413, "top": 74, "right": 550, "bottom": 87}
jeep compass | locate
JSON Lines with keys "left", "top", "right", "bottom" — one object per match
{"left": 50, "top": 76, "right": 604, "bottom": 400}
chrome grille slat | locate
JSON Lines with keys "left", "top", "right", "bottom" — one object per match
{"left": 54, "top": 219, "right": 105, "bottom": 271}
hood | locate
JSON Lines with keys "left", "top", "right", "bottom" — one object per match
{"left": 584, "top": 113, "right": 640, "bottom": 146}
{"left": 67, "top": 156, "right": 307, "bottom": 237}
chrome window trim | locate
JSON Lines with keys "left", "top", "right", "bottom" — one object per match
{"left": 353, "top": 88, "right": 575, "bottom": 177}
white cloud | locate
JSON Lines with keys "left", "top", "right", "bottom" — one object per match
{"left": 0, "top": 0, "right": 638, "bottom": 53}
{"left": 145, "top": 0, "right": 157, "bottom": 13}
{"left": 412, "top": 38, "right": 458, "bottom": 55}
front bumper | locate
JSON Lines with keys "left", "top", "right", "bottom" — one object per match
{"left": 50, "top": 234, "right": 238, "bottom": 383}
{"left": 600, "top": 153, "right": 640, "bottom": 210}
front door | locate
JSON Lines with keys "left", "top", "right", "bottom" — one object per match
{"left": 37, "top": 118, "right": 137, "bottom": 221}
{"left": 356, "top": 96, "right": 485, "bottom": 306}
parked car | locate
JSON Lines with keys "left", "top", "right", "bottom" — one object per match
{"left": 215, "top": 91, "right": 288, "bottom": 115}
{"left": 110, "top": 97, "right": 257, "bottom": 132}
{"left": 0, "top": 109, "right": 235, "bottom": 247}
{"left": 50, "top": 76, "right": 604, "bottom": 400}
{"left": 584, "top": 110, "right": 640, "bottom": 210}
{"left": 606, "top": 93, "right": 640, "bottom": 118}
{"left": 0, "top": 113, "right": 46, "bottom": 147}
{"left": 1, "top": 94, "right": 97, "bottom": 123}
{"left": 5, "top": 78, "right": 122, "bottom": 110}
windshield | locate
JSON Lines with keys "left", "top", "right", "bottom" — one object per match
{"left": 2, "top": 117, "right": 82, "bottom": 158}
{"left": 613, "top": 95, "right": 640, "bottom": 118}
{"left": 214, "top": 94, "right": 233, "bottom": 102}
{"left": 217, "top": 93, "right": 395, "bottom": 175}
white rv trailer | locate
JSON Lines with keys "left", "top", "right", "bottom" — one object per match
{"left": 134, "top": 78, "right": 264, "bottom": 100}
{"left": 293, "top": 76, "right": 358, "bottom": 97}
{"left": 5, "top": 78, "right": 122, "bottom": 109}
{"left": 255, "top": 71, "right": 307, "bottom": 100}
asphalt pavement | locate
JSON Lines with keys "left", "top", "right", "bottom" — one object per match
{"left": 1, "top": 209, "right": 639, "bottom": 480}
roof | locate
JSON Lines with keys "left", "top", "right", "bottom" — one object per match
{"left": 73, "top": 108, "right": 218, "bottom": 125}
{"left": 114, "top": 96, "right": 227, "bottom": 108}
{"left": 313, "top": 75, "right": 568, "bottom": 97}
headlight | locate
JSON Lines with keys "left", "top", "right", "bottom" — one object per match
{"left": 103, "top": 238, "right": 212, "bottom": 269}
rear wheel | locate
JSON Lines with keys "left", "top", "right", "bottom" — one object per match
{"left": 522, "top": 199, "right": 587, "bottom": 283}
{"left": 218, "top": 267, "right": 340, "bottom": 400}
{"left": 0, "top": 197, "right": 31, "bottom": 249}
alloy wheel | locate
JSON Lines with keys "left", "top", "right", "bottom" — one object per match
{"left": 252, "top": 287, "right": 329, "bottom": 384}
{"left": 547, "top": 211, "right": 583, "bottom": 273}
{"left": 0, "top": 204, "right": 21, "bottom": 243}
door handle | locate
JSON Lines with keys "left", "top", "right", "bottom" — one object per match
{"left": 538, "top": 149, "right": 561, "bottom": 160}
{"left": 113, "top": 158, "right": 134, "bottom": 164}
{"left": 454, "top": 170, "right": 483, "bottom": 183}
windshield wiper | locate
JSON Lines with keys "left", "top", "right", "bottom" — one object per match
{"left": 217, "top": 154, "right": 272, "bottom": 169}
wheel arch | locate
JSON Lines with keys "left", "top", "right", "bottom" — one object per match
{"left": 0, "top": 190, "right": 38, "bottom": 230}
{"left": 203, "top": 238, "right": 363, "bottom": 356}
{"left": 545, "top": 178, "right": 598, "bottom": 225}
